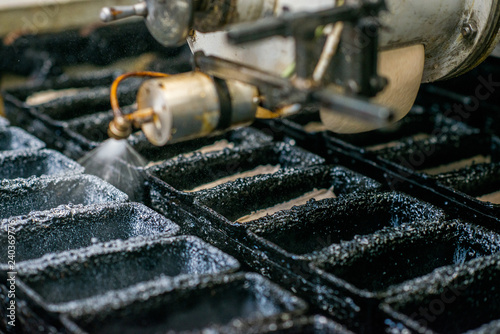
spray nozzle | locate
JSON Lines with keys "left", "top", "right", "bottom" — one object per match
{"left": 107, "top": 108, "right": 157, "bottom": 141}
{"left": 108, "top": 117, "right": 132, "bottom": 140}
{"left": 108, "top": 71, "right": 170, "bottom": 141}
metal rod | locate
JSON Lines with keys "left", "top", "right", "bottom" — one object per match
{"left": 313, "top": 89, "right": 394, "bottom": 126}
{"left": 100, "top": 2, "right": 148, "bottom": 22}
{"left": 227, "top": 5, "right": 359, "bottom": 45}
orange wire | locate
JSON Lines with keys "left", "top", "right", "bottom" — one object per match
{"left": 110, "top": 71, "right": 170, "bottom": 119}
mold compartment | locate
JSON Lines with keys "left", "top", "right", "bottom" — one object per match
{"left": 282, "top": 106, "right": 452, "bottom": 149}
{"left": 66, "top": 110, "right": 115, "bottom": 143}
{"left": 416, "top": 134, "right": 500, "bottom": 178}
{"left": 375, "top": 127, "right": 484, "bottom": 172}
{"left": 66, "top": 273, "right": 306, "bottom": 334}
{"left": 0, "top": 202, "right": 179, "bottom": 264}
{"left": 5, "top": 70, "right": 119, "bottom": 102}
{"left": 0, "top": 127, "right": 45, "bottom": 152}
{"left": 24, "top": 79, "right": 141, "bottom": 121}
{"left": 18, "top": 236, "right": 240, "bottom": 311}
{"left": 340, "top": 109, "right": 462, "bottom": 151}
{"left": 312, "top": 221, "right": 500, "bottom": 293}
{"left": 135, "top": 127, "right": 273, "bottom": 163}
{"left": 246, "top": 192, "right": 445, "bottom": 257}
{"left": 0, "top": 149, "right": 83, "bottom": 180}
{"left": 195, "top": 166, "right": 381, "bottom": 222}
{"left": 383, "top": 254, "right": 500, "bottom": 333}
{"left": 434, "top": 162, "right": 500, "bottom": 204}
{"left": 0, "top": 174, "right": 128, "bottom": 219}
{"left": 147, "top": 142, "right": 323, "bottom": 192}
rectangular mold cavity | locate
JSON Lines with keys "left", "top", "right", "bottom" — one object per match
{"left": 0, "top": 174, "right": 128, "bottom": 219}
{"left": 414, "top": 134, "right": 500, "bottom": 177}
{"left": 246, "top": 192, "right": 445, "bottom": 257}
{"left": 383, "top": 254, "right": 500, "bottom": 334}
{"left": 0, "top": 202, "right": 179, "bottom": 264}
{"left": 65, "top": 273, "right": 306, "bottom": 334}
{"left": 375, "top": 128, "right": 485, "bottom": 172}
{"left": 312, "top": 220, "right": 500, "bottom": 293}
{"left": 5, "top": 70, "right": 119, "bottom": 102}
{"left": 66, "top": 110, "right": 115, "bottom": 143}
{"left": 195, "top": 166, "right": 381, "bottom": 222}
{"left": 130, "top": 126, "right": 273, "bottom": 163}
{"left": 17, "top": 236, "right": 240, "bottom": 311}
{"left": 147, "top": 142, "right": 323, "bottom": 191}
{"left": 0, "top": 149, "right": 83, "bottom": 180}
{"left": 434, "top": 162, "right": 500, "bottom": 204}
{"left": 334, "top": 108, "right": 461, "bottom": 150}
{"left": 282, "top": 106, "right": 448, "bottom": 147}
{"left": 24, "top": 79, "right": 141, "bottom": 121}
{"left": 0, "top": 127, "right": 45, "bottom": 152}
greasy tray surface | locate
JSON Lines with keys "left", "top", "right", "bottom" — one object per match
{"left": 0, "top": 174, "right": 128, "bottom": 219}
{"left": 0, "top": 202, "right": 180, "bottom": 266}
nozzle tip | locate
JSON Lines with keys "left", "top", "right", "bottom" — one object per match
{"left": 108, "top": 118, "right": 132, "bottom": 140}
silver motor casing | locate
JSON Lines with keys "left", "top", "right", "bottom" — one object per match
{"left": 137, "top": 72, "right": 259, "bottom": 146}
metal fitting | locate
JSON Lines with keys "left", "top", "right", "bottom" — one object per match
{"left": 108, "top": 117, "right": 133, "bottom": 140}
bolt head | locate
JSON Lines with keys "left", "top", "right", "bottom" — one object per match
{"left": 461, "top": 22, "right": 477, "bottom": 39}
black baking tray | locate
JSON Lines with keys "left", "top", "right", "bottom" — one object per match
{"left": 59, "top": 272, "right": 307, "bottom": 334}
{"left": 381, "top": 252, "right": 500, "bottom": 333}
{"left": 0, "top": 202, "right": 180, "bottom": 266}
{"left": 259, "top": 102, "right": 500, "bottom": 232}
{"left": 2, "top": 24, "right": 500, "bottom": 334}
{"left": 15, "top": 235, "right": 239, "bottom": 314}
{"left": 0, "top": 149, "right": 83, "bottom": 180}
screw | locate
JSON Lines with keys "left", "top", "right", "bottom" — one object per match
{"left": 346, "top": 79, "right": 360, "bottom": 94}
{"left": 461, "top": 22, "right": 477, "bottom": 39}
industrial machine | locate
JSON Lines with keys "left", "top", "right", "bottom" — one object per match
{"left": 101, "top": 0, "right": 500, "bottom": 146}
{"left": 2, "top": 2, "right": 500, "bottom": 333}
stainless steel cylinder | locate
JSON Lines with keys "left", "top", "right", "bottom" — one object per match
{"left": 137, "top": 72, "right": 259, "bottom": 146}
{"left": 193, "top": 0, "right": 277, "bottom": 32}
{"left": 378, "top": 0, "right": 500, "bottom": 82}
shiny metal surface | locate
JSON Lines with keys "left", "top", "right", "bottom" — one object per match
{"left": 136, "top": 72, "right": 258, "bottom": 146}
{"left": 379, "top": 0, "right": 500, "bottom": 82}
{"left": 100, "top": 2, "right": 147, "bottom": 22}
{"left": 145, "top": 0, "right": 193, "bottom": 46}
{"left": 138, "top": 72, "right": 220, "bottom": 145}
